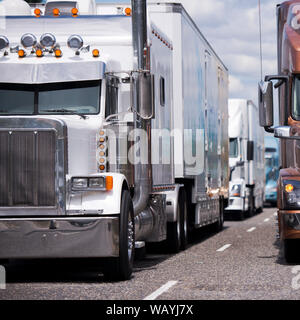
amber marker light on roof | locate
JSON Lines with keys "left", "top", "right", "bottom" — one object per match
{"left": 36, "top": 49, "right": 43, "bottom": 57}
{"left": 34, "top": 8, "right": 41, "bottom": 17}
{"left": 55, "top": 49, "right": 62, "bottom": 58}
{"left": 124, "top": 7, "right": 132, "bottom": 16}
{"left": 53, "top": 8, "right": 60, "bottom": 16}
{"left": 92, "top": 49, "right": 100, "bottom": 58}
{"left": 71, "top": 8, "right": 78, "bottom": 17}
{"left": 18, "top": 49, "right": 26, "bottom": 58}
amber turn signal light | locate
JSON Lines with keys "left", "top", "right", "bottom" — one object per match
{"left": 106, "top": 176, "right": 113, "bottom": 191}
{"left": 285, "top": 184, "right": 294, "bottom": 193}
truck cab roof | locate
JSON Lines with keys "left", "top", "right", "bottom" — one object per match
{"left": 0, "top": 14, "right": 133, "bottom": 83}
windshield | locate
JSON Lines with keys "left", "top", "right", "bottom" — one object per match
{"left": 229, "top": 138, "right": 238, "bottom": 158}
{"left": 0, "top": 81, "right": 101, "bottom": 116}
{"left": 265, "top": 158, "right": 273, "bottom": 168}
{"left": 293, "top": 76, "right": 300, "bottom": 120}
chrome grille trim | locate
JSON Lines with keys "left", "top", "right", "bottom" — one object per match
{"left": 0, "top": 118, "right": 68, "bottom": 217}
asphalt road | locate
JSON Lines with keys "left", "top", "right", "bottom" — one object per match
{"left": 0, "top": 207, "right": 299, "bottom": 300}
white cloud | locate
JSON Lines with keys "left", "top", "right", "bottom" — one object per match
{"left": 229, "top": 74, "right": 244, "bottom": 94}
{"left": 175, "top": 0, "right": 279, "bottom": 106}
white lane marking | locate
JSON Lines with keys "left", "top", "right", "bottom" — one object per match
{"left": 217, "top": 244, "right": 232, "bottom": 252}
{"left": 247, "top": 227, "right": 256, "bottom": 233}
{"left": 144, "top": 281, "right": 178, "bottom": 300}
{"left": 264, "top": 218, "right": 270, "bottom": 222}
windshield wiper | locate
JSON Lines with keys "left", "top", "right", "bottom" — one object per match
{"left": 43, "top": 109, "right": 87, "bottom": 120}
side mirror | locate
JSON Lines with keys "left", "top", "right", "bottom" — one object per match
{"left": 247, "top": 141, "right": 254, "bottom": 161}
{"left": 136, "top": 72, "right": 155, "bottom": 120}
{"left": 258, "top": 81, "right": 274, "bottom": 128}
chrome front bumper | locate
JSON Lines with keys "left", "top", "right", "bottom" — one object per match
{"left": 0, "top": 216, "right": 119, "bottom": 259}
{"left": 225, "top": 197, "right": 244, "bottom": 212}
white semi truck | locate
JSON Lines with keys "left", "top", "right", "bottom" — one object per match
{"left": 226, "top": 99, "right": 265, "bottom": 220}
{"left": 0, "top": 0, "right": 229, "bottom": 280}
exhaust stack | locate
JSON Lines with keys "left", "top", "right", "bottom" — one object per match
{"left": 131, "top": 0, "right": 153, "bottom": 220}
{"left": 131, "top": 0, "right": 147, "bottom": 70}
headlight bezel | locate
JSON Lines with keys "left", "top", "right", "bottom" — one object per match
{"left": 283, "top": 179, "right": 300, "bottom": 209}
{"left": 71, "top": 176, "right": 107, "bottom": 191}
{"left": 230, "top": 184, "right": 242, "bottom": 198}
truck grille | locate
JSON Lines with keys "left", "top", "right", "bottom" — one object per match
{"left": 0, "top": 130, "right": 56, "bottom": 207}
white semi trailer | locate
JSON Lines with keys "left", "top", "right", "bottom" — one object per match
{"left": 0, "top": 0, "right": 229, "bottom": 280}
{"left": 226, "top": 99, "right": 265, "bottom": 220}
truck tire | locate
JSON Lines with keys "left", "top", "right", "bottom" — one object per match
{"left": 213, "top": 199, "right": 224, "bottom": 232}
{"left": 167, "top": 189, "right": 187, "bottom": 253}
{"left": 248, "top": 194, "right": 255, "bottom": 217}
{"left": 179, "top": 189, "right": 188, "bottom": 251}
{"left": 239, "top": 210, "right": 245, "bottom": 221}
{"left": 284, "top": 240, "right": 299, "bottom": 264}
{"left": 104, "top": 190, "right": 135, "bottom": 281}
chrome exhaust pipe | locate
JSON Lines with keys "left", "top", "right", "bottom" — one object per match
{"left": 131, "top": 0, "right": 153, "bottom": 217}
{"left": 132, "top": 0, "right": 147, "bottom": 70}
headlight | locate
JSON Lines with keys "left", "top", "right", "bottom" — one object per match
{"left": 71, "top": 176, "right": 112, "bottom": 191}
{"left": 89, "top": 177, "right": 105, "bottom": 188}
{"left": 72, "top": 178, "right": 88, "bottom": 190}
{"left": 0, "top": 36, "right": 9, "bottom": 52}
{"left": 40, "top": 33, "right": 56, "bottom": 49}
{"left": 67, "top": 35, "right": 83, "bottom": 51}
{"left": 230, "top": 184, "right": 241, "bottom": 197}
{"left": 283, "top": 180, "right": 300, "bottom": 209}
{"left": 284, "top": 214, "right": 300, "bottom": 229}
{"left": 21, "top": 33, "right": 37, "bottom": 49}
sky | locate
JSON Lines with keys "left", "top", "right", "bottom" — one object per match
{"left": 96, "top": 0, "right": 279, "bottom": 106}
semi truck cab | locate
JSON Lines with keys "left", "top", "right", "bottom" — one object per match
{"left": 259, "top": 0, "right": 300, "bottom": 262}
{"left": 0, "top": 0, "right": 229, "bottom": 279}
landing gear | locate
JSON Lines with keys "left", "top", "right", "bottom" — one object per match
{"left": 104, "top": 190, "right": 135, "bottom": 281}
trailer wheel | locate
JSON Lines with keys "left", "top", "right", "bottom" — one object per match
{"left": 167, "top": 189, "right": 187, "bottom": 253}
{"left": 239, "top": 210, "right": 245, "bottom": 221}
{"left": 248, "top": 193, "right": 255, "bottom": 217}
{"left": 104, "top": 190, "right": 135, "bottom": 281}
{"left": 283, "top": 240, "right": 299, "bottom": 264}
{"left": 213, "top": 199, "right": 224, "bottom": 232}
{"left": 179, "top": 189, "right": 188, "bottom": 251}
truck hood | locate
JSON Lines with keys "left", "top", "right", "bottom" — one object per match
{"left": 0, "top": 115, "right": 103, "bottom": 177}
{"left": 60, "top": 115, "right": 103, "bottom": 176}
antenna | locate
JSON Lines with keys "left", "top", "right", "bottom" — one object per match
{"left": 258, "top": 0, "right": 263, "bottom": 81}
